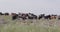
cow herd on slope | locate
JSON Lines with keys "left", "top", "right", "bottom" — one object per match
{"left": 0, "top": 12, "right": 60, "bottom": 20}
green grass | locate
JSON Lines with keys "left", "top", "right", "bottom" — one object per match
{"left": 0, "top": 23, "right": 49, "bottom": 32}
{"left": 0, "top": 15, "right": 60, "bottom": 32}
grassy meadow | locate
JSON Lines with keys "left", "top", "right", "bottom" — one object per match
{"left": 0, "top": 15, "right": 60, "bottom": 32}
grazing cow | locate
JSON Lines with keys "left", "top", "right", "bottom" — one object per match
{"left": 4, "top": 13, "right": 9, "bottom": 16}
{"left": 0, "top": 12, "right": 4, "bottom": 15}
{"left": 28, "top": 15, "right": 34, "bottom": 19}
{"left": 11, "top": 13, "right": 28, "bottom": 20}
{"left": 11, "top": 13, "right": 18, "bottom": 20}
{"left": 18, "top": 13, "right": 29, "bottom": 20}
{"left": 44, "top": 15, "right": 51, "bottom": 19}
{"left": 58, "top": 15, "right": 60, "bottom": 20}
{"left": 38, "top": 14, "right": 45, "bottom": 19}
{"left": 50, "top": 15, "right": 57, "bottom": 19}
{"left": 20, "top": 13, "right": 28, "bottom": 20}
{"left": 0, "top": 12, "right": 2, "bottom": 15}
{"left": 28, "top": 13, "right": 37, "bottom": 19}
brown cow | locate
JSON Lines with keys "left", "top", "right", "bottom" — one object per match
{"left": 50, "top": 15, "right": 57, "bottom": 19}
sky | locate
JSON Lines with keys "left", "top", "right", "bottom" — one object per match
{"left": 0, "top": 0, "right": 60, "bottom": 15}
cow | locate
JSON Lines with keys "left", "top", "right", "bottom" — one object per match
{"left": 11, "top": 13, "right": 18, "bottom": 20}
{"left": 58, "top": 15, "right": 60, "bottom": 20}
{"left": 0, "top": 12, "right": 4, "bottom": 15}
{"left": 44, "top": 15, "right": 51, "bottom": 19}
{"left": 44, "top": 14, "right": 57, "bottom": 20}
{"left": 4, "top": 13, "right": 9, "bottom": 16}
{"left": 50, "top": 15, "right": 57, "bottom": 19}
{"left": 20, "top": 13, "right": 28, "bottom": 20}
{"left": 38, "top": 14, "right": 45, "bottom": 19}
{"left": 27, "top": 13, "right": 37, "bottom": 19}
{"left": 18, "top": 13, "right": 29, "bottom": 20}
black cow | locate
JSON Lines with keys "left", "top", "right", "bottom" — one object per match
{"left": 18, "top": 13, "right": 28, "bottom": 20}
{"left": 12, "top": 15, "right": 18, "bottom": 20}
{"left": 58, "top": 15, "right": 60, "bottom": 20}
{"left": 27, "top": 13, "right": 37, "bottom": 19}
{"left": 44, "top": 15, "right": 51, "bottom": 19}
{"left": 21, "top": 13, "right": 28, "bottom": 20}
{"left": 0, "top": 12, "right": 4, "bottom": 15}
{"left": 38, "top": 14, "right": 45, "bottom": 19}
{"left": 4, "top": 13, "right": 9, "bottom": 16}
{"left": 11, "top": 13, "right": 18, "bottom": 20}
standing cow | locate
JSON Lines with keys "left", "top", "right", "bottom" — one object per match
{"left": 58, "top": 15, "right": 60, "bottom": 20}
{"left": 50, "top": 15, "right": 57, "bottom": 19}
{"left": 20, "top": 13, "right": 28, "bottom": 20}
{"left": 38, "top": 14, "right": 45, "bottom": 19}
{"left": 0, "top": 12, "right": 4, "bottom": 15}
{"left": 27, "top": 13, "right": 37, "bottom": 19}
{"left": 4, "top": 13, "right": 9, "bottom": 16}
{"left": 44, "top": 15, "right": 51, "bottom": 19}
{"left": 11, "top": 13, "right": 18, "bottom": 20}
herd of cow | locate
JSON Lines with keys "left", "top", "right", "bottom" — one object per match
{"left": 0, "top": 12, "right": 60, "bottom": 20}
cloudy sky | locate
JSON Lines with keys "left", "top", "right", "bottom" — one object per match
{"left": 0, "top": 0, "right": 60, "bottom": 15}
